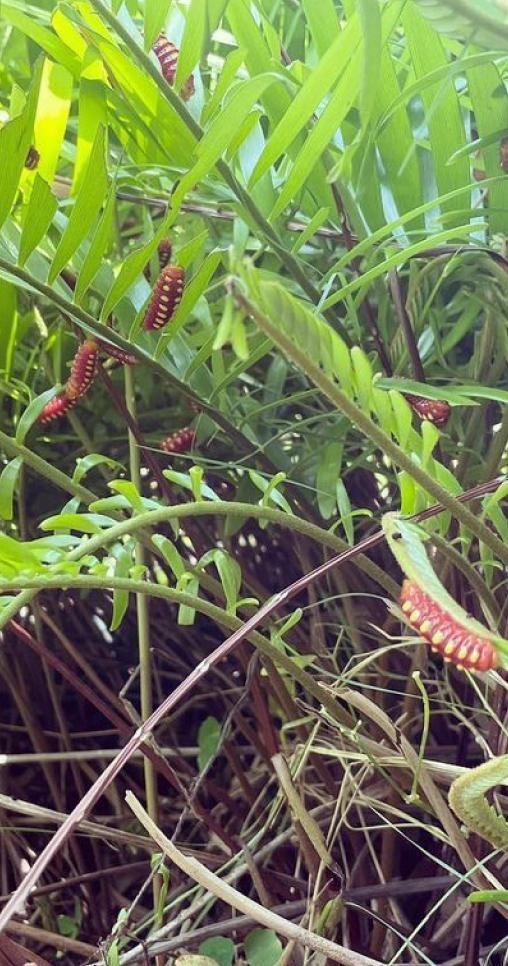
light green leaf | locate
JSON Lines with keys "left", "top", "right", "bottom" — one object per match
{"left": 467, "top": 62, "right": 508, "bottom": 238}
{"left": 111, "top": 548, "right": 132, "bottom": 630}
{"left": 1, "top": 5, "right": 80, "bottom": 75}
{"left": 316, "top": 442, "right": 343, "bottom": 520}
{"left": 302, "top": 0, "right": 340, "bottom": 57}
{"left": 175, "top": 0, "right": 207, "bottom": 92}
{"left": 202, "top": 48, "right": 246, "bottom": 124}
{"left": 357, "top": 0, "right": 382, "bottom": 127}
{"left": 336, "top": 479, "right": 354, "bottom": 546}
{"left": 0, "top": 457, "right": 23, "bottom": 521}
{"left": 109, "top": 480, "right": 144, "bottom": 512}
{"left": 172, "top": 75, "right": 276, "bottom": 209}
{"left": 16, "top": 388, "right": 59, "bottom": 445}
{"left": 249, "top": 22, "right": 359, "bottom": 187}
{"left": 244, "top": 929, "right": 282, "bottom": 966}
{"left": 73, "top": 453, "right": 119, "bottom": 484}
{"left": 389, "top": 391, "right": 412, "bottom": 449}
{"left": 33, "top": 59, "right": 73, "bottom": 187}
{"left": 144, "top": 0, "right": 171, "bottom": 50}
{"left": 49, "top": 125, "right": 108, "bottom": 283}
{"left": 75, "top": 184, "right": 115, "bottom": 303}
{"left": 152, "top": 535, "right": 185, "bottom": 579}
{"left": 0, "top": 280, "right": 17, "bottom": 380}
{"left": 72, "top": 51, "right": 108, "bottom": 196}
{"left": 18, "top": 174, "right": 57, "bottom": 267}
{"left": 199, "top": 937, "right": 235, "bottom": 966}
{"left": 0, "top": 57, "right": 43, "bottom": 231}
{"left": 40, "top": 513, "right": 115, "bottom": 533}
{"left": 197, "top": 715, "right": 221, "bottom": 771}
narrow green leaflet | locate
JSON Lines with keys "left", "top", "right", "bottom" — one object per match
{"left": 49, "top": 125, "right": 108, "bottom": 284}
{"left": 357, "top": 0, "right": 382, "bottom": 127}
{"left": 18, "top": 174, "right": 57, "bottom": 267}
{"left": 197, "top": 715, "right": 221, "bottom": 770}
{"left": 0, "top": 280, "right": 17, "bottom": 381}
{"left": 72, "top": 51, "right": 108, "bottom": 195}
{"left": 467, "top": 62, "right": 508, "bottom": 238}
{"left": 16, "top": 388, "right": 59, "bottom": 445}
{"left": 401, "top": 5, "right": 470, "bottom": 228}
{"left": 1, "top": 4, "right": 81, "bottom": 76}
{"left": 316, "top": 442, "right": 343, "bottom": 520}
{"left": 302, "top": 0, "right": 340, "bottom": 57}
{"left": 75, "top": 183, "right": 115, "bottom": 303}
{"left": 0, "top": 57, "right": 43, "bottom": 231}
{"left": 143, "top": 0, "right": 171, "bottom": 50}
{"left": 33, "top": 59, "right": 73, "bottom": 187}
{"left": 201, "top": 48, "right": 246, "bottom": 124}
{"left": 249, "top": 21, "right": 360, "bottom": 188}
{"left": 110, "top": 548, "right": 132, "bottom": 630}
{"left": 0, "top": 457, "right": 23, "bottom": 521}
{"left": 174, "top": 0, "right": 207, "bottom": 92}
{"left": 172, "top": 75, "right": 276, "bottom": 209}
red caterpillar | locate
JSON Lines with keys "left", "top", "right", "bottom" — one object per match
{"left": 66, "top": 340, "right": 98, "bottom": 400}
{"left": 25, "top": 146, "right": 40, "bottom": 170}
{"left": 97, "top": 339, "right": 139, "bottom": 365}
{"left": 142, "top": 265, "right": 185, "bottom": 331}
{"left": 152, "top": 34, "right": 195, "bottom": 101}
{"left": 160, "top": 426, "right": 194, "bottom": 453}
{"left": 400, "top": 579, "right": 497, "bottom": 672}
{"left": 404, "top": 394, "right": 451, "bottom": 427}
{"left": 36, "top": 392, "right": 76, "bottom": 425}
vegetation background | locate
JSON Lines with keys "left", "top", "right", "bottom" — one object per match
{"left": 2, "top": 0, "right": 508, "bottom": 963}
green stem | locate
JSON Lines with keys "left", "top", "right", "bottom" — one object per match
{"left": 124, "top": 366, "right": 160, "bottom": 915}
{"left": 87, "top": 0, "right": 350, "bottom": 343}
{"left": 48, "top": 500, "right": 399, "bottom": 596}
{"left": 0, "top": 574, "right": 355, "bottom": 730}
{"left": 236, "top": 288, "right": 508, "bottom": 569}
{"left": 0, "top": 429, "right": 96, "bottom": 505}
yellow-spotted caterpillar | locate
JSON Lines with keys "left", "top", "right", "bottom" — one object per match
{"left": 383, "top": 513, "right": 505, "bottom": 673}
{"left": 152, "top": 34, "right": 195, "bottom": 101}
{"left": 404, "top": 393, "right": 451, "bottom": 427}
{"left": 65, "top": 340, "right": 98, "bottom": 400}
{"left": 157, "top": 238, "right": 172, "bottom": 270}
{"left": 400, "top": 579, "right": 497, "bottom": 672}
{"left": 142, "top": 265, "right": 185, "bottom": 331}
{"left": 160, "top": 427, "right": 194, "bottom": 453}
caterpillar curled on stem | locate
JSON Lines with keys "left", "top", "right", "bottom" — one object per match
{"left": 66, "top": 340, "right": 98, "bottom": 400}
{"left": 448, "top": 755, "right": 508, "bottom": 850}
{"left": 36, "top": 392, "right": 76, "bottom": 425}
{"left": 404, "top": 394, "right": 451, "bottom": 427}
{"left": 160, "top": 427, "right": 194, "bottom": 453}
{"left": 152, "top": 34, "right": 195, "bottom": 101}
{"left": 142, "top": 265, "right": 185, "bottom": 331}
{"left": 400, "top": 579, "right": 497, "bottom": 672}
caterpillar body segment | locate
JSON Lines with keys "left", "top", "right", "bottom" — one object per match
{"left": 400, "top": 579, "right": 497, "bottom": 672}
{"left": 142, "top": 265, "right": 185, "bottom": 331}
{"left": 36, "top": 392, "right": 76, "bottom": 425}
{"left": 152, "top": 34, "right": 195, "bottom": 101}
{"left": 160, "top": 427, "right": 194, "bottom": 453}
{"left": 66, "top": 340, "right": 98, "bottom": 400}
{"left": 404, "top": 393, "right": 451, "bottom": 427}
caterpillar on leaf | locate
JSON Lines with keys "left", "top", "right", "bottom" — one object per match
{"left": 152, "top": 34, "right": 195, "bottom": 101}
{"left": 383, "top": 513, "right": 506, "bottom": 673}
{"left": 404, "top": 393, "right": 451, "bottom": 427}
{"left": 142, "top": 265, "right": 185, "bottom": 331}
{"left": 66, "top": 340, "right": 98, "bottom": 400}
